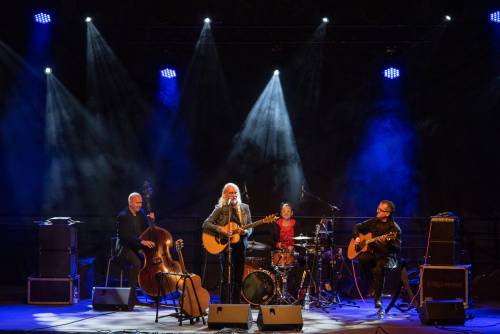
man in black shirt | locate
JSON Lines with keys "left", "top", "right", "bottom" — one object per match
{"left": 352, "top": 200, "right": 401, "bottom": 309}
{"left": 116, "top": 192, "right": 156, "bottom": 304}
{"left": 202, "top": 183, "right": 253, "bottom": 304}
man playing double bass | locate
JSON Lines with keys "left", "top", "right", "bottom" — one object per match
{"left": 116, "top": 192, "right": 156, "bottom": 305}
{"left": 202, "top": 183, "right": 253, "bottom": 304}
{"left": 352, "top": 200, "right": 401, "bottom": 309}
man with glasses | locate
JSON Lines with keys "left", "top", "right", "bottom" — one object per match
{"left": 352, "top": 200, "right": 401, "bottom": 309}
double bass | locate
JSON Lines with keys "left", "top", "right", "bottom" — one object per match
{"left": 138, "top": 181, "right": 182, "bottom": 296}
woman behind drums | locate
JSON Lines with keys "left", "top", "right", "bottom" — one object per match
{"left": 272, "top": 202, "right": 300, "bottom": 254}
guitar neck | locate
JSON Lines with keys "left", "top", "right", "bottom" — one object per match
{"left": 366, "top": 233, "right": 392, "bottom": 245}
{"left": 242, "top": 218, "right": 268, "bottom": 230}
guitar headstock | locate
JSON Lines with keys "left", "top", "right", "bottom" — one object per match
{"left": 263, "top": 214, "right": 279, "bottom": 224}
{"left": 385, "top": 231, "right": 398, "bottom": 240}
{"left": 175, "top": 239, "right": 184, "bottom": 251}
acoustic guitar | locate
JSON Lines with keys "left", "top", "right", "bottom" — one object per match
{"left": 202, "top": 214, "right": 278, "bottom": 255}
{"left": 347, "top": 231, "right": 397, "bottom": 260}
{"left": 175, "top": 239, "right": 210, "bottom": 317}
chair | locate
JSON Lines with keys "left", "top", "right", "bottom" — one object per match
{"left": 105, "top": 236, "right": 124, "bottom": 287}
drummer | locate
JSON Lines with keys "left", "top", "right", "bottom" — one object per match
{"left": 272, "top": 202, "right": 301, "bottom": 251}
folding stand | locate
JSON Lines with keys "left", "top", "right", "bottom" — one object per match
{"left": 154, "top": 271, "right": 207, "bottom": 326}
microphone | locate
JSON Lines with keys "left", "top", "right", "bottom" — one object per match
{"left": 244, "top": 183, "right": 250, "bottom": 202}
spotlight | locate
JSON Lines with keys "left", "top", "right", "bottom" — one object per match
{"left": 34, "top": 12, "right": 51, "bottom": 24}
{"left": 85, "top": 17, "right": 92, "bottom": 23}
{"left": 490, "top": 11, "right": 500, "bottom": 23}
{"left": 444, "top": 15, "right": 452, "bottom": 22}
{"left": 44, "top": 67, "right": 52, "bottom": 75}
{"left": 383, "top": 67, "right": 400, "bottom": 79}
{"left": 273, "top": 69, "right": 280, "bottom": 76}
{"left": 204, "top": 17, "right": 211, "bottom": 24}
{"left": 160, "top": 68, "right": 177, "bottom": 79}
{"left": 322, "top": 17, "right": 329, "bottom": 23}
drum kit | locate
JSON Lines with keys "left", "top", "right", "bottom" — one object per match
{"left": 241, "top": 220, "right": 350, "bottom": 308}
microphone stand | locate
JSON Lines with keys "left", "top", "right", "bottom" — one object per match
{"left": 225, "top": 203, "right": 233, "bottom": 304}
{"left": 302, "top": 188, "right": 356, "bottom": 308}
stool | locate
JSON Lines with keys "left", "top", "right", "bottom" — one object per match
{"left": 384, "top": 259, "right": 419, "bottom": 314}
{"left": 105, "top": 236, "right": 124, "bottom": 287}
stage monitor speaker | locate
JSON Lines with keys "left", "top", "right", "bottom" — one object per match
{"left": 92, "top": 287, "right": 134, "bottom": 311}
{"left": 207, "top": 304, "right": 252, "bottom": 330}
{"left": 419, "top": 300, "right": 465, "bottom": 325}
{"left": 257, "top": 305, "right": 303, "bottom": 331}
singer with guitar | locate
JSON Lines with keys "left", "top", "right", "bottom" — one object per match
{"left": 202, "top": 183, "right": 253, "bottom": 304}
{"left": 351, "top": 200, "right": 401, "bottom": 309}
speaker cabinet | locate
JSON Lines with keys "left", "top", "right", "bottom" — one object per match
{"left": 92, "top": 287, "right": 134, "bottom": 311}
{"left": 39, "top": 223, "right": 77, "bottom": 251}
{"left": 39, "top": 250, "right": 77, "bottom": 277}
{"left": 420, "top": 265, "right": 470, "bottom": 308}
{"left": 28, "top": 275, "right": 79, "bottom": 305}
{"left": 428, "top": 241, "right": 456, "bottom": 265}
{"left": 207, "top": 304, "right": 252, "bottom": 329}
{"left": 419, "top": 301, "right": 465, "bottom": 325}
{"left": 257, "top": 305, "right": 303, "bottom": 331}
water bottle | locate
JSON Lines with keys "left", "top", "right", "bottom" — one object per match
{"left": 304, "top": 291, "right": 310, "bottom": 311}
{"left": 73, "top": 286, "right": 79, "bottom": 303}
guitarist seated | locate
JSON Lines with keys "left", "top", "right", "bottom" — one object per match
{"left": 352, "top": 200, "right": 401, "bottom": 309}
{"left": 202, "top": 183, "right": 253, "bottom": 304}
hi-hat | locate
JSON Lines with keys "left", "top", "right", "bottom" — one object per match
{"left": 293, "top": 235, "right": 312, "bottom": 241}
{"left": 247, "top": 240, "right": 270, "bottom": 251}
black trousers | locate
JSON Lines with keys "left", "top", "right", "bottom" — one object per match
{"left": 357, "top": 252, "right": 388, "bottom": 299}
{"left": 219, "top": 242, "right": 246, "bottom": 304}
{"left": 122, "top": 249, "right": 143, "bottom": 298}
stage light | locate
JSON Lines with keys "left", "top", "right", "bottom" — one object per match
{"left": 160, "top": 68, "right": 177, "bottom": 79}
{"left": 383, "top": 67, "right": 400, "bottom": 79}
{"left": 273, "top": 69, "right": 280, "bottom": 76}
{"left": 322, "top": 17, "right": 329, "bottom": 23}
{"left": 44, "top": 67, "right": 52, "bottom": 75}
{"left": 444, "top": 15, "right": 452, "bottom": 22}
{"left": 490, "top": 11, "right": 500, "bottom": 23}
{"left": 34, "top": 12, "right": 51, "bottom": 24}
{"left": 85, "top": 17, "right": 92, "bottom": 23}
{"left": 204, "top": 17, "right": 211, "bottom": 24}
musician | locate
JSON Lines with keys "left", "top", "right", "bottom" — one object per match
{"left": 202, "top": 183, "right": 253, "bottom": 304}
{"left": 272, "top": 202, "right": 300, "bottom": 251}
{"left": 352, "top": 200, "right": 401, "bottom": 309}
{"left": 116, "top": 192, "right": 156, "bottom": 305}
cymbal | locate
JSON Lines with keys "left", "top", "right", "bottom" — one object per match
{"left": 293, "top": 235, "right": 312, "bottom": 241}
{"left": 319, "top": 230, "right": 333, "bottom": 235}
{"left": 247, "top": 240, "right": 270, "bottom": 251}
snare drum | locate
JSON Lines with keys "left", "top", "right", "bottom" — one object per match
{"left": 271, "top": 250, "right": 297, "bottom": 267}
{"left": 241, "top": 269, "right": 276, "bottom": 305}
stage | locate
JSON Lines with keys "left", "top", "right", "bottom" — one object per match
{"left": 1, "top": 297, "right": 499, "bottom": 334}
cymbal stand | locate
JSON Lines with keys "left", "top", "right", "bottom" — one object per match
{"left": 308, "top": 224, "right": 331, "bottom": 309}
{"left": 273, "top": 264, "right": 297, "bottom": 305}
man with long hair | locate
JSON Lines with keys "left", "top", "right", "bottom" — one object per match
{"left": 203, "top": 183, "right": 253, "bottom": 303}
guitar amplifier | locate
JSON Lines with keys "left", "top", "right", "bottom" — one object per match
{"left": 420, "top": 265, "right": 470, "bottom": 308}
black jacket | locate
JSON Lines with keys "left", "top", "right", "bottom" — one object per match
{"left": 115, "top": 208, "right": 148, "bottom": 259}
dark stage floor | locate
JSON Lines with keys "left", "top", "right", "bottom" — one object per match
{"left": 1, "top": 297, "right": 499, "bottom": 334}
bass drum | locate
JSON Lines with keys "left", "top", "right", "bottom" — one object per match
{"left": 241, "top": 270, "right": 275, "bottom": 305}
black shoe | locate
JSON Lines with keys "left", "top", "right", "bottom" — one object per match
{"left": 374, "top": 298, "right": 382, "bottom": 309}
